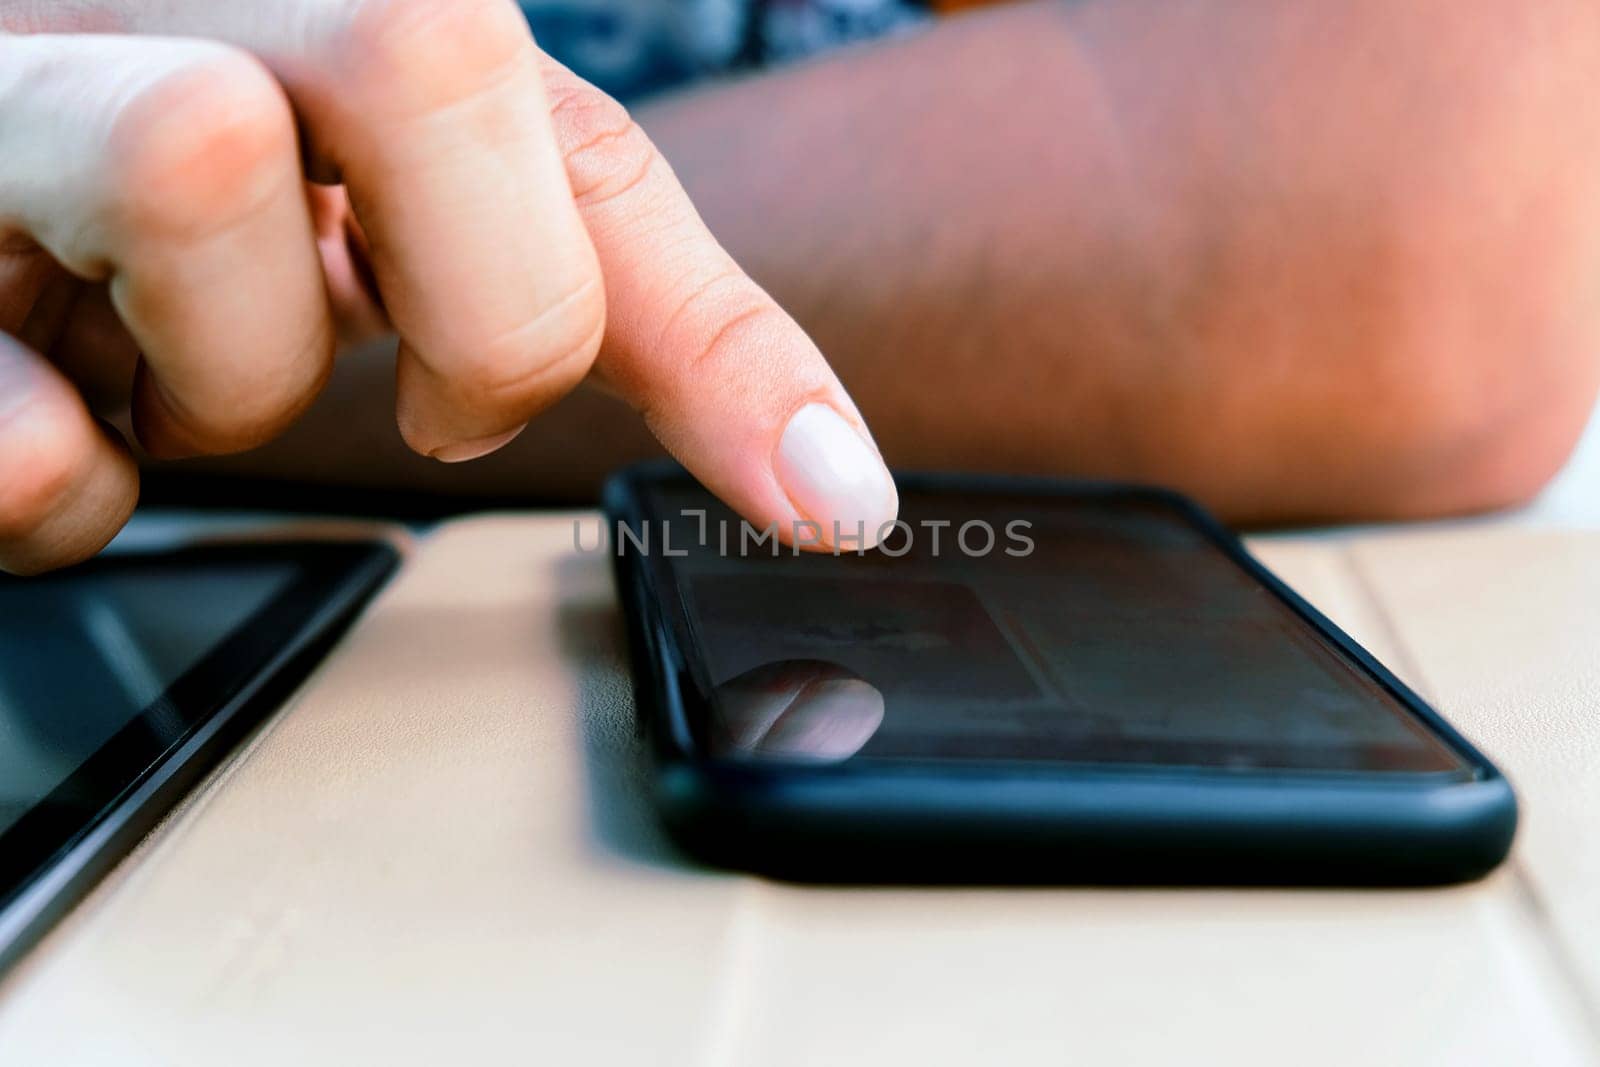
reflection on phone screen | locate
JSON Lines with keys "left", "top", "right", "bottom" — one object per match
{"left": 647, "top": 487, "right": 1465, "bottom": 775}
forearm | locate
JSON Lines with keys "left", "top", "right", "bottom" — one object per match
{"left": 640, "top": 0, "right": 1600, "bottom": 521}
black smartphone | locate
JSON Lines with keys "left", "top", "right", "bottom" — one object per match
{"left": 604, "top": 463, "right": 1515, "bottom": 885}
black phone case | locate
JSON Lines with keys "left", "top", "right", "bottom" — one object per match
{"left": 604, "top": 462, "right": 1517, "bottom": 885}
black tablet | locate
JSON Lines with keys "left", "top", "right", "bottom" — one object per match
{"left": 0, "top": 540, "right": 398, "bottom": 973}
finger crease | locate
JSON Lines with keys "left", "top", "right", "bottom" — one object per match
{"left": 573, "top": 151, "right": 658, "bottom": 209}
{"left": 686, "top": 303, "right": 772, "bottom": 375}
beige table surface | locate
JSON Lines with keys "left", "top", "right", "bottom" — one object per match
{"left": 1, "top": 407, "right": 1598, "bottom": 1065}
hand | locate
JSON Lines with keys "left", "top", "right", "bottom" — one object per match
{"left": 0, "top": 0, "right": 898, "bottom": 574}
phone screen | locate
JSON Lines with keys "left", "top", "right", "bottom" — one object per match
{"left": 635, "top": 483, "right": 1468, "bottom": 775}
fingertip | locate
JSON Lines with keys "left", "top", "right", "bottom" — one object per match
{"left": 429, "top": 425, "right": 526, "bottom": 463}
{"left": 392, "top": 302, "right": 600, "bottom": 460}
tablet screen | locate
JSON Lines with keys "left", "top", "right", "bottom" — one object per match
{"left": 0, "top": 561, "right": 296, "bottom": 836}
{"left": 0, "top": 541, "right": 396, "bottom": 970}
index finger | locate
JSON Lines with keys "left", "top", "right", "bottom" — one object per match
{"left": 542, "top": 64, "right": 899, "bottom": 549}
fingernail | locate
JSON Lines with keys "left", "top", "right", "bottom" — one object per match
{"left": 775, "top": 403, "right": 898, "bottom": 549}
{"left": 430, "top": 425, "right": 525, "bottom": 463}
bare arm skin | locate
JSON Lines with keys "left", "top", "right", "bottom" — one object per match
{"left": 180, "top": 0, "right": 1600, "bottom": 524}
{"left": 1, "top": 0, "right": 902, "bottom": 573}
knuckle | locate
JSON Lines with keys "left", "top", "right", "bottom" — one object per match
{"left": 336, "top": 0, "right": 532, "bottom": 111}
{"left": 138, "top": 324, "right": 334, "bottom": 457}
{"left": 445, "top": 278, "right": 606, "bottom": 411}
{"left": 149, "top": 368, "right": 326, "bottom": 457}
{"left": 0, "top": 394, "right": 88, "bottom": 544}
{"left": 144, "top": 399, "right": 275, "bottom": 457}
{"left": 105, "top": 49, "right": 296, "bottom": 243}
{"left": 205, "top": 399, "right": 298, "bottom": 452}
{"left": 545, "top": 78, "right": 662, "bottom": 209}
